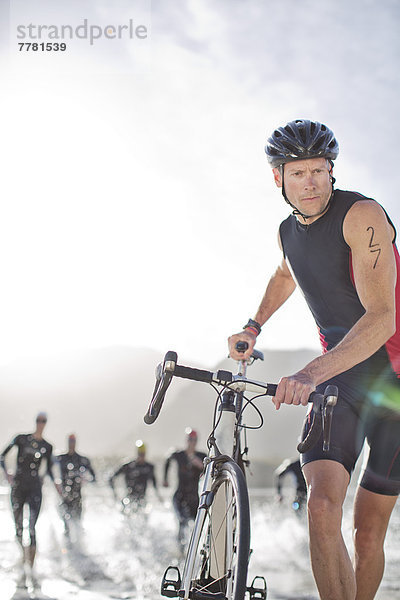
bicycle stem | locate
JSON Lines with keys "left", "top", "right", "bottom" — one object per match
{"left": 237, "top": 359, "right": 248, "bottom": 378}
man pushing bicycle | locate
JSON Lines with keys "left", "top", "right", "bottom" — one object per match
{"left": 228, "top": 119, "right": 400, "bottom": 600}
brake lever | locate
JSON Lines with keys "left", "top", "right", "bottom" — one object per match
{"left": 323, "top": 403, "right": 334, "bottom": 451}
{"left": 321, "top": 385, "right": 338, "bottom": 451}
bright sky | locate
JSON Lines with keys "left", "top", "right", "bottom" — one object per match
{"left": 1, "top": 0, "right": 400, "bottom": 367}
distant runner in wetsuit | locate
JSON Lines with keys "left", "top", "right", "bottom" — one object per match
{"left": 56, "top": 433, "right": 96, "bottom": 538}
{"left": 109, "top": 440, "right": 158, "bottom": 512}
{"left": 274, "top": 457, "right": 307, "bottom": 513}
{"left": 0, "top": 412, "right": 61, "bottom": 581}
{"left": 163, "top": 428, "right": 206, "bottom": 546}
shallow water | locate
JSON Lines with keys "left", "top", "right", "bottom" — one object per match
{"left": 0, "top": 484, "right": 399, "bottom": 599}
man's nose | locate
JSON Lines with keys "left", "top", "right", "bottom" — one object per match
{"left": 304, "top": 173, "right": 316, "bottom": 187}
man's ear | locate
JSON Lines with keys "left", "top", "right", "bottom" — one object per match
{"left": 272, "top": 167, "right": 282, "bottom": 188}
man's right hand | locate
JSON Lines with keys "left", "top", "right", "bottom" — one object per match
{"left": 228, "top": 330, "right": 257, "bottom": 361}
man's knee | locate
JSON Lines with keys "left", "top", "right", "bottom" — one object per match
{"left": 307, "top": 491, "right": 339, "bottom": 517}
{"left": 304, "top": 460, "right": 349, "bottom": 526}
{"left": 353, "top": 486, "right": 397, "bottom": 561}
{"left": 307, "top": 489, "right": 343, "bottom": 536}
{"left": 29, "top": 527, "right": 37, "bottom": 546}
{"left": 354, "top": 513, "right": 389, "bottom": 559}
{"left": 354, "top": 524, "right": 384, "bottom": 561}
{"left": 15, "top": 530, "right": 23, "bottom": 546}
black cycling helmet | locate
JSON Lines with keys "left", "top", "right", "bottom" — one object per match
{"left": 265, "top": 119, "right": 339, "bottom": 168}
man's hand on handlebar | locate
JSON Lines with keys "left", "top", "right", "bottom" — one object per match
{"left": 228, "top": 330, "right": 257, "bottom": 361}
{"left": 273, "top": 370, "right": 317, "bottom": 411}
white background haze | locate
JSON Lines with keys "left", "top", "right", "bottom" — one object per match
{"left": 0, "top": 0, "right": 400, "bottom": 457}
{"left": 1, "top": 3, "right": 400, "bottom": 600}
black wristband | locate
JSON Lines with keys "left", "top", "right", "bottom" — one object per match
{"left": 243, "top": 318, "right": 262, "bottom": 335}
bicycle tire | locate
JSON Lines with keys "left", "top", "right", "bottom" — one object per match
{"left": 182, "top": 459, "right": 250, "bottom": 600}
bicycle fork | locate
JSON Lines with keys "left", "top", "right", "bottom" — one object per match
{"left": 161, "top": 459, "right": 215, "bottom": 599}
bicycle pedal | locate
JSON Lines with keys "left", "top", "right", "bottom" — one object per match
{"left": 161, "top": 566, "right": 181, "bottom": 598}
{"left": 247, "top": 576, "right": 267, "bottom": 600}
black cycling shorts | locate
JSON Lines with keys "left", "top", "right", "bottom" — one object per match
{"left": 300, "top": 371, "right": 400, "bottom": 496}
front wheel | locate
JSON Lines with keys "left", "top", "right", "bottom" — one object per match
{"left": 183, "top": 460, "right": 251, "bottom": 600}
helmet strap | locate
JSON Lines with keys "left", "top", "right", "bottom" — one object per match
{"left": 328, "top": 159, "right": 336, "bottom": 185}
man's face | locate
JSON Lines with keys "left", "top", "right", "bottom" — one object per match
{"left": 187, "top": 436, "right": 197, "bottom": 450}
{"left": 273, "top": 157, "right": 332, "bottom": 223}
{"left": 36, "top": 415, "right": 47, "bottom": 432}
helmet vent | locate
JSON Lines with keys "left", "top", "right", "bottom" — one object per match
{"left": 284, "top": 124, "right": 295, "bottom": 137}
{"left": 313, "top": 138, "right": 324, "bottom": 152}
{"left": 298, "top": 126, "right": 307, "bottom": 145}
{"left": 285, "top": 141, "right": 299, "bottom": 155}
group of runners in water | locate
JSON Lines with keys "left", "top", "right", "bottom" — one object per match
{"left": 0, "top": 416, "right": 211, "bottom": 585}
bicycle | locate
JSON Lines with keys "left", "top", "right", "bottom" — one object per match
{"left": 144, "top": 344, "right": 338, "bottom": 600}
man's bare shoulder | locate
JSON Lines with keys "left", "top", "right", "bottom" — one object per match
{"left": 343, "top": 199, "right": 393, "bottom": 245}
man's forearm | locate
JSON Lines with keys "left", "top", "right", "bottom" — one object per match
{"left": 301, "top": 309, "right": 395, "bottom": 385}
{"left": 228, "top": 260, "right": 296, "bottom": 361}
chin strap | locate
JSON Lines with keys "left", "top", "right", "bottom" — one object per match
{"left": 281, "top": 160, "right": 335, "bottom": 221}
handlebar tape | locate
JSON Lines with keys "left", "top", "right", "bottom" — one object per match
{"left": 265, "top": 385, "right": 318, "bottom": 401}
{"left": 174, "top": 364, "right": 213, "bottom": 383}
{"left": 144, "top": 411, "right": 157, "bottom": 425}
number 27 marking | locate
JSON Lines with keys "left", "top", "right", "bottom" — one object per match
{"left": 367, "top": 226, "right": 381, "bottom": 269}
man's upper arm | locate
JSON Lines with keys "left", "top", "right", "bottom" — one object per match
{"left": 343, "top": 200, "right": 396, "bottom": 316}
{"left": 277, "top": 230, "right": 296, "bottom": 282}
{"left": 0, "top": 436, "right": 17, "bottom": 464}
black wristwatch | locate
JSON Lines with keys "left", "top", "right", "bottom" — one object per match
{"left": 243, "top": 318, "right": 262, "bottom": 336}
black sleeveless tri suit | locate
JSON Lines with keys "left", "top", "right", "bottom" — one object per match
{"left": 280, "top": 189, "right": 400, "bottom": 495}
